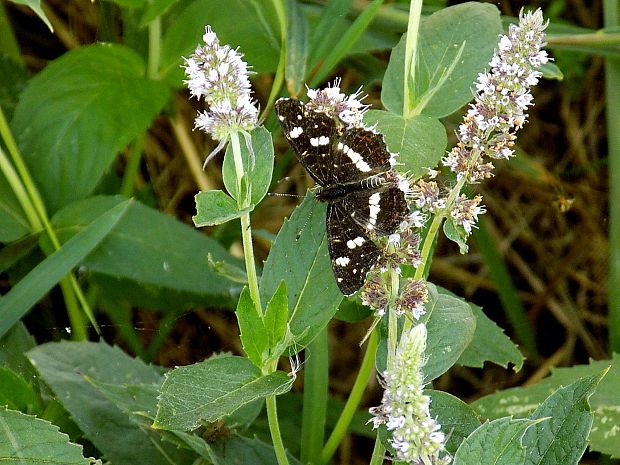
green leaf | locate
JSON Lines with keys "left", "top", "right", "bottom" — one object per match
{"left": 11, "top": 44, "right": 169, "bottom": 213}
{"left": 523, "top": 370, "right": 606, "bottom": 465}
{"left": 0, "top": 406, "right": 96, "bottom": 465}
{"left": 453, "top": 417, "right": 539, "bottom": 465}
{"left": 428, "top": 390, "right": 482, "bottom": 455}
{"left": 86, "top": 378, "right": 159, "bottom": 426}
{"left": 193, "top": 190, "right": 249, "bottom": 226}
{"left": 540, "top": 62, "right": 563, "bottom": 81}
{"left": 382, "top": 3, "right": 502, "bottom": 117}
{"left": 139, "top": 0, "right": 178, "bottom": 26}
{"left": 50, "top": 196, "right": 239, "bottom": 310}
{"left": 222, "top": 127, "right": 275, "bottom": 206}
{"left": 0, "top": 322, "right": 36, "bottom": 379}
{"left": 443, "top": 217, "right": 469, "bottom": 254}
{"left": 259, "top": 195, "right": 342, "bottom": 351}
{"left": 456, "top": 300, "right": 524, "bottom": 371}
{"left": 237, "top": 288, "right": 268, "bottom": 367}
{"left": 472, "top": 355, "right": 620, "bottom": 458}
{"left": 0, "top": 200, "right": 130, "bottom": 339}
{"left": 0, "top": 367, "right": 39, "bottom": 413}
{"left": 307, "top": 0, "right": 351, "bottom": 73}
{"left": 210, "top": 435, "right": 303, "bottom": 465}
{"left": 264, "top": 281, "right": 289, "bottom": 353}
{"left": 285, "top": 0, "right": 308, "bottom": 96}
{"left": 27, "top": 341, "right": 188, "bottom": 465}
{"left": 422, "top": 284, "right": 476, "bottom": 380}
{"left": 160, "top": 0, "right": 280, "bottom": 80}
{"left": 7, "top": 0, "right": 52, "bottom": 31}
{"left": 364, "top": 110, "right": 447, "bottom": 178}
{"left": 154, "top": 355, "right": 293, "bottom": 431}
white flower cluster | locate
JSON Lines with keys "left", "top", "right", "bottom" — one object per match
{"left": 370, "top": 325, "right": 450, "bottom": 465}
{"left": 306, "top": 78, "right": 369, "bottom": 127}
{"left": 184, "top": 26, "right": 258, "bottom": 144}
{"left": 442, "top": 8, "right": 550, "bottom": 182}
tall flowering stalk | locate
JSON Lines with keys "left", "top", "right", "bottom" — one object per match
{"left": 367, "top": 9, "right": 549, "bottom": 465}
{"left": 370, "top": 324, "right": 450, "bottom": 465}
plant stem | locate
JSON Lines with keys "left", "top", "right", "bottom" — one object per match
{"left": 369, "top": 435, "right": 386, "bottom": 465}
{"left": 120, "top": 136, "right": 145, "bottom": 198}
{"left": 403, "top": 0, "right": 423, "bottom": 118}
{"left": 147, "top": 15, "right": 161, "bottom": 80}
{"left": 266, "top": 394, "right": 290, "bottom": 465}
{"left": 262, "top": 0, "right": 287, "bottom": 119}
{"left": 230, "top": 132, "right": 262, "bottom": 314}
{"left": 320, "top": 329, "right": 378, "bottom": 465}
{"left": 301, "top": 327, "right": 328, "bottom": 465}
{"left": 604, "top": 0, "right": 620, "bottom": 353}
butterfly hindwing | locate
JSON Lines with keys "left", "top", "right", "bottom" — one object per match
{"left": 327, "top": 202, "right": 382, "bottom": 295}
{"left": 341, "top": 185, "right": 409, "bottom": 236}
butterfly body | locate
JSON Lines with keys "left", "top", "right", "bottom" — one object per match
{"left": 276, "top": 98, "right": 409, "bottom": 295}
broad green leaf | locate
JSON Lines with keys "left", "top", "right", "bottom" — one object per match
{"left": 523, "top": 371, "right": 606, "bottom": 465}
{"left": 0, "top": 322, "right": 36, "bottom": 379}
{"left": 50, "top": 196, "right": 239, "bottom": 310}
{"left": 86, "top": 378, "right": 160, "bottom": 426}
{"left": 0, "top": 54, "right": 29, "bottom": 124}
{"left": 154, "top": 355, "right": 293, "bottom": 431}
{"left": 443, "top": 218, "right": 469, "bottom": 254}
{"left": 334, "top": 298, "right": 373, "bottom": 322}
{"left": 222, "top": 127, "right": 275, "bottom": 206}
{"left": 364, "top": 110, "right": 447, "bottom": 178}
{"left": 0, "top": 200, "right": 130, "bottom": 339}
{"left": 428, "top": 390, "right": 482, "bottom": 454}
{"left": 27, "top": 340, "right": 190, "bottom": 465}
{"left": 473, "top": 356, "right": 620, "bottom": 459}
{"left": 264, "top": 281, "right": 289, "bottom": 352}
{"left": 8, "top": 0, "right": 52, "bottom": 31}
{"left": 285, "top": 0, "right": 308, "bottom": 97}
{"left": 421, "top": 284, "right": 476, "bottom": 380}
{"left": 0, "top": 367, "right": 39, "bottom": 413}
{"left": 0, "top": 234, "right": 38, "bottom": 274}
{"left": 457, "top": 301, "right": 524, "bottom": 371}
{"left": 160, "top": 0, "right": 280, "bottom": 80}
{"left": 382, "top": 3, "right": 502, "bottom": 117}
{"left": 237, "top": 287, "right": 268, "bottom": 367}
{"left": 259, "top": 196, "right": 343, "bottom": 351}
{"left": 0, "top": 407, "right": 95, "bottom": 465}
{"left": 193, "top": 190, "right": 248, "bottom": 226}
{"left": 540, "top": 62, "right": 563, "bottom": 80}
{"left": 11, "top": 44, "right": 169, "bottom": 213}
{"left": 210, "top": 435, "right": 303, "bottom": 465}
{"left": 453, "top": 417, "right": 539, "bottom": 465}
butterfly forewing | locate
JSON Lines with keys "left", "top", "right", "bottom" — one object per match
{"left": 330, "top": 127, "right": 395, "bottom": 184}
{"left": 327, "top": 202, "right": 382, "bottom": 295}
{"left": 275, "top": 98, "right": 338, "bottom": 186}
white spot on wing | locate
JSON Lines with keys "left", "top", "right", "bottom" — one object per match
{"left": 290, "top": 127, "right": 303, "bottom": 138}
{"left": 335, "top": 256, "right": 350, "bottom": 266}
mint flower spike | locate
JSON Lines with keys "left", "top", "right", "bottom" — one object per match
{"left": 442, "top": 7, "right": 549, "bottom": 182}
{"left": 183, "top": 26, "right": 259, "bottom": 167}
{"left": 370, "top": 324, "right": 451, "bottom": 465}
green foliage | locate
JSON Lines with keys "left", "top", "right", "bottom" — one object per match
{"left": 382, "top": 2, "right": 502, "bottom": 117}
{"left": 154, "top": 355, "right": 293, "bottom": 431}
{"left": 428, "top": 390, "right": 482, "bottom": 454}
{"left": 0, "top": 200, "right": 130, "bottom": 338}
{"left": 11, "top": 45, "right": 169, "bottom": 213}
{"left": 0, "top": 406, "right": 97, "bottom": 465}
{"left": 194, "top": 190, "right": 250, "bottom": 226}
{"left": 473, "top": 356, "right": 620, "bottom": 458}
{"left": 259, "top": 196, "right": 343, "bottom": 351}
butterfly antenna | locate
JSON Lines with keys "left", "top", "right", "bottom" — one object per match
{"left": 296, "top": 204, "right": 315, "bottom": 240}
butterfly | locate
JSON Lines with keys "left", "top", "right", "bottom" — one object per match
{"left": 275, "top": 98, "right": 410, "bottom": 295}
